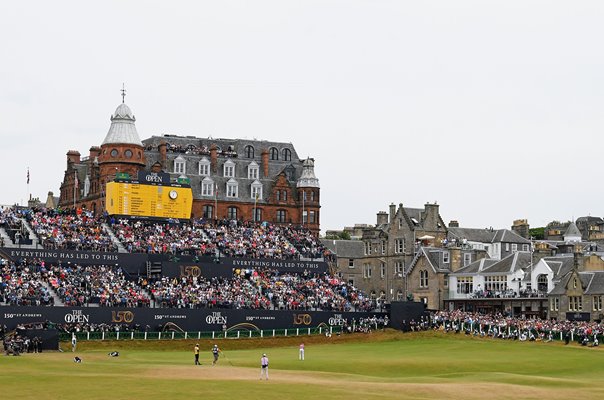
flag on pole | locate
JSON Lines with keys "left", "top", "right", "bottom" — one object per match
{"left": 27, "top": 168, "right": 30, "bottom": 184}
{"left": 74, "top": 171, "right": 79, "bottom": 188}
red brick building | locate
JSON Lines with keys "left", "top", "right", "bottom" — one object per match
{"left": 59, "top": 98, "right": 321, "bottom": 234}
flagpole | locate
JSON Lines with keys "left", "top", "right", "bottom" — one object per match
{"left": 73, "top": 170, "right": 77, "bottom": 210}
{"left": 254, "top": 192, "right": 258, "bottom": 222}
{"left": 27, "top": 167, "right": 30, "bottom": 203}
{"left": 302, "top": 190, "right": 305, "bottom": 227}
{"left": 214, "top": 183, "right": 218, "bottom": 221}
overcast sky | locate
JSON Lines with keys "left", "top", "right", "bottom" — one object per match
{"left": 1, "top": 1, "right": 603, "bottom": 233}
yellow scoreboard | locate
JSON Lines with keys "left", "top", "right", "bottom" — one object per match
{"left": 106, "top": 181, "right": 193, "bottom": 219}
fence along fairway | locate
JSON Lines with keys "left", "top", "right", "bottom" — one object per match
{"left": 3, "top": 331, "right": 604, "bottom": 400}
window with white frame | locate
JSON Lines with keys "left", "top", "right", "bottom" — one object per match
{"left": 201, "top": 178, "right": 214, "bottom": 197}
{"left": 226, "top": 179, "right": 238, "bottom": 198}
{"left": 395, "top": 239, "right": 404, "bottom": 254}
{"left": 594, "top": 296, "right": 603, "bottom": 311}
{"left": 199, "top": 158, "right": 210, "bottom": 176}
{"left": 463, "top": 253, "right": 472, "bottom": 267}
{"left": 550, "top": 297, "right": 559, "bottom": 311}
{"left": 522, "top": 244, "right": 529, "bottom": 252}
{"left": 505, "top": 243, "right": 510, "bottom": 252}
{"left": 223, "top": 160, "right": 235, "bottom": 178}
{"left": 511, "top": 243, "right": 518, "bottom": 253}
{"left": 248, "top": 162, "right": 259, "bottom": 180}
{"left": 484, "top": 275, "right": 507, "bottom": 292}
{"left": 456, "top": 277, "right": 473, "bottom": 294}
{"left": 365, "top": 242, "right": 372, "bottom": 255}
{"left": 395, "top": 261, "right": 403, "bottom": 274}
{"left": 419, "top": 270, "right": 429, "bottom": 288}
{"left": 380, "top": 262, "right": 386, "bottom": 278}
{"left": 363, "top": 263, "right": 372, "bottom": 278}
{"left": 381, "top": 241, "right": 386, "bottom": 255}
{"left": 348, "top": 276, "right": 355, "bottom": 286}
{"left": 174, "top": 156, "right": 185, "bottom": 174}
{"left": 276, "top": 209, "right": 287, "bottom": 223}
{"left": 250, "top": 180, "right": 262, "bottom": 200}
{"left": 348, "top": 259, "right": 354, "bottom": 269}
{"left": 443, "top": 251, "right": 450, "bottom": 264}
{"left": 569, "top": 296, "right": 583, "bottom": 311}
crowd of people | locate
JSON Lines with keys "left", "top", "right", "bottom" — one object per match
{"left": 27, "top": 208, "right": 117, "bottom": 252}
{"left": 46, "top": 263, "right": 150, "bottom": 307}
{"left": 110, "top": 218, "right": 213, "bottom": 255}
{"left": 426, "top": 310, "right": 602, "bottom": 345}
{"left": 142, "top": 268, "right": 376, "bottom": 312}
{"left": 0, "top": 258, "right": 54, "bottom": 306}
{"left": 201, "top": 220, "right": 300, "bottom": 259}
{"left": 2, "top": 206, "right": 331, "bottom": 262}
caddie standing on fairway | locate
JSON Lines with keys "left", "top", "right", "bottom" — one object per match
{"left": 212, "top": 344, "right": 221, "bottom": 366}
{"left": 194, "top": 343, "right": 200, "bottom": 365}
{"left": 71, "top": 333, "right": 77, "bottom": 352}
{"left": 299, "top": 342, "right": 305, "bottom": 360}
{"left": 260, "top": 353, "right": 269, "bottom": 380}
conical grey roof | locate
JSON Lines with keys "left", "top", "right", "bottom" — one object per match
{"left": 296, "top": 157, "right": 320, "bottom": 188}
{"left": 102, "top": 103, "right": 142, "bottom": 146}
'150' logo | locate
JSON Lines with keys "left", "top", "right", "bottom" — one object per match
{"left": 111, "top": 311, "right": 135, "bottom": 323}
{"left": 293, "top": 314, "right": 312, "bottom": 325}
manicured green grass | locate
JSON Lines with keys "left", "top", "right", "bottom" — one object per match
{"left": 2, "top": 331, "right": 604, "bottom": 399}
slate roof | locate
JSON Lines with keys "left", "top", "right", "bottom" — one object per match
{"left": 448, "top": 227, "right": 530, "bottom": 244}
{"left": 564, "top": 222, "right": 582, "bottom": 238}
{"left": 540, "top": 256, "right": 574, "bottom": 280}
{"left": 320, "top": 239, "right": 364, "bottom": 258}
{"left": 143, "top": 135, "right": 307, "bottom": 202}
{"left": 406, "top": 247, "right": 451, "bottom": 274}
{"left": 482, "top": 252, "right": 533, "bottom": 274}
{"left": 450, "top": 258, "right": 499, "bottom": 275}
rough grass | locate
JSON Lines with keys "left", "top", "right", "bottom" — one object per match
{"left": 3, "top": 330, "right": 604, "bottom": 400}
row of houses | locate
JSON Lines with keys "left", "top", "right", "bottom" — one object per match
{"left": 322, "top": 202, "right": 604, "bottom": 321}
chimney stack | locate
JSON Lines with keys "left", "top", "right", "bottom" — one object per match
{"left": 261, "top": 149, "right": 269, "bottom": 178}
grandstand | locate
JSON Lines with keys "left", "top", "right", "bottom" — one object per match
{"left": 0, "top": 205, "right": 396, "bottom": 334}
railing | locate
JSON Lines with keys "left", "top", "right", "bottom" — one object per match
{"left": 60, "top": 325, "right": 341, "bottom": 342}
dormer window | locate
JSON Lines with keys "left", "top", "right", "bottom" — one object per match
{"left": 282, "top": 148, "right": 291, "bottom": 161}
{"left": 244, "top": 145, "right": 254, "bottom": 158}
{"left": 248, "top": 161, "right": 259, "bottom": 180}
{"left": 174, "top": 155, "right": 186, "bottom": 174}
{"left": 251, "top": 180, "right": 263, "bottom": 200}
{"left": 224, "top": 160, "right": 235, "bottom": 178}
{"left": 226, "top": 178, "right": 238, "bottom": 198}
{"left": 270, "top": 147, "right": 279, "bottom": 160}
{"left": 201, "top": 177, "right": 214, "bottom": 197}
{"left": 199, "top": 157, "right": 210, "bottom": 176}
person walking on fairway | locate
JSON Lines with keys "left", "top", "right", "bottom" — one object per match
{"left": 71, "top": 333, "right": 77, "bottom": 352}
{"left": 299, "top": 342, "right": 305, "bottom": 361}
{"left": 194, "top": 343, "right": 200, "bottom": 365}
{"left": 260, "top": 353, "right": 269, "bottom": 380}
{"left": 212, "top": 344, "right": 221, "bottom": 366}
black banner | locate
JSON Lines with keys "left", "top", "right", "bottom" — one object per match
{"left": 0, "top": 248, "right": 327, "bottom": 274}
{"left": 223, "top": 257, "right": 328, "bottom": 273}
{"left": 1, "top": 247, "right": 147, "bottom": 268}
{"left": 0, "top": 306, "right": 385, "bottom": 332}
